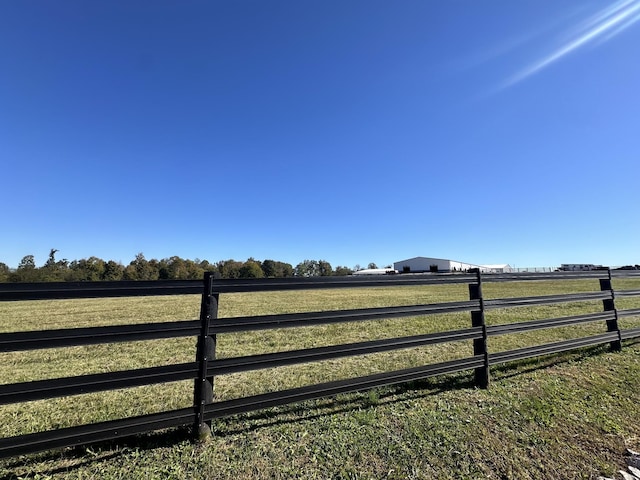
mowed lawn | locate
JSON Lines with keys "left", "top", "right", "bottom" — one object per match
{"left": 1, "top": 276, "right": 639, "bottom": 479}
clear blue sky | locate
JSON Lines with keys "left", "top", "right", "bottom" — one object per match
{"left": 2, "top": 1, "right": 639, "bottom": 270}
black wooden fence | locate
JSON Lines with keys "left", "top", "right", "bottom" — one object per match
{"left": 0, "top": 269, "right": 639, "bottom": 458}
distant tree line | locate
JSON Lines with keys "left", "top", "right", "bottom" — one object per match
{"left": 0, "top": 249, "right": 359, "bottom": 283}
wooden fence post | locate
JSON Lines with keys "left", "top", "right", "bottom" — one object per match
{"left": 600, "top": 268, "right": 622, "bottom": 352}
{"left": 193, "top": 272, "right": 218, "bottom": 441}
{"left": 469, "top": 268, "right": 489, "bottom": 389}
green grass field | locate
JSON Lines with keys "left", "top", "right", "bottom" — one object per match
{"left": 1, "top": 276, "right": 639, "bottom": 479}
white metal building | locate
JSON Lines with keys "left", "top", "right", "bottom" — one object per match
{"left": 393, "top": 257, "right": 477, "bottom": 273}
{"left": 393, "top": 257, "right": 511, "bottom": 274}
{"left": 480, "top": 264, "right": 512, "bottom": 274}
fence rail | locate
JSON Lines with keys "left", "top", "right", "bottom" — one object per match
{"left": 0, "top": 269, "right": 639, "bottom": 458}
{"left": 0, "top": 279, "right": 203, "bottom": 301}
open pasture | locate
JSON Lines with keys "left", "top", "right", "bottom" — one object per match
{"left": 1, "top": 274, "right": 639, "bottom": 479}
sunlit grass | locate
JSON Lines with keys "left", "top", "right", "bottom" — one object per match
{"left": 1, "top": 275, "right": 639, "bottom": 479}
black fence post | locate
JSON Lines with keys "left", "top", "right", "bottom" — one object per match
{"left": 600, "top": 268, "right": 622, "bottom": 352}
{"left": 469, "top": 268, "right": 489, "bottom": 389}
{"left": 193, "top": 272, "right": 218, "bottom": 441}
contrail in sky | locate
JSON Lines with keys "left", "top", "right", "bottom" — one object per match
{"left": 503, "top": 0, "right": 640, "bottom": 88}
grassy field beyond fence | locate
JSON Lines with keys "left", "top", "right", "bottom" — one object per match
{"left": 1, "top": 276, "right": 639, "bottom": 479}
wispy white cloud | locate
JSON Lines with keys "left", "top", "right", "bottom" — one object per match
{"left": 502, "top": 0, "right": 640, "bottom": 89}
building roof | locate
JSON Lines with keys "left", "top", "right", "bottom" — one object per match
{"left": 394, "top": 256, "right": 460, "bottom": 264}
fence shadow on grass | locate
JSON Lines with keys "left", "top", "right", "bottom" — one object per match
{"left": 3, "top": 342, "right": 636, "bottom": 479}
{"left": 0, "top": 427, "right": 192, "bottom": 476}
{"left": 490, "top": 338, "right": 639, "bottom": 383}
{"left": 489, "top": 344, "right": 611, "bottom": 382}
{"left": 212, "top": 342, "right": 624, "bottom": 438}
{"left": 0, "top": 374, "right": 477, "bottom": 477}
{"left": 212, "top": 373, "right": 476, "bottom": 438}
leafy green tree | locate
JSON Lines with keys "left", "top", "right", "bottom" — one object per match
{"left": 295, "top": 259, "right": 320, "bottom": 277}
{"left": 123, "top": 264, "right": 136, "bottom": 280}
{"left": 262, "top": 259, "right": 294, "bottom": 277}
{"left": 198, "top": 259, "right": 214, "bottom": 272}
{"left": 14, "top": 255, "right": 39, "bottom": 282}
{"left": 334, "top": 266, "right": 353, "bottom": 276}
{"left": 40, "top": 249, "right": 69, "bottom": 282}
{"left": 103, "top": 260, "right": 125, "bottom": 281}
{"left": 158, "top": 256, "right": 191, "bottom": 279}
{"left": 44, "top": 249, "right": 58, "bottom": 268}
{"left": 280, "top": 262, "right": 294, "bottom": 277}
{"left": 368, "top": 262, "right": 378, "bottom": 269}
{"left": 318, "top": 260, "right": 333, "bottom": 276}
{"left": 0, "top": 253, "right": 347, "bottom": 282}
{"left": 123, "top": 253, "right": 159, "bottom": 280}
{"left": 184, "top": 259, "right": 205, "bottom": 280}
{"left": 0, "top": 262, "right": 10, "bottom": 282}
{"left": 239, "top": 259, "right": 264, "bottom": 278}
{"left": 68, "top": 256, "right": 106, "bottom": 281}
{"left": 157, "top": 259, "right": 172, "bottom": 280}
{"left": 84, "top": 256, "right": 106, "bottom": 280}
{"left": 261, "top": 259, "right": 277, "bottom": 277}
{"left": 276, "top": 261, "right": 294, "bottom": 277}
{"left": 148, "top": 259, "right": 161, "bottom": 280}
{"left": 216, "top": 259, "right": 243, "bottom": 279}
{"left": 18, "top": 255, "right": 36, "bottom": 269}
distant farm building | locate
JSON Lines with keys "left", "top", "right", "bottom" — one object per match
{"left": 480, "top": 264, "right": 512, "bottom": 274}
{"left": 393, "top": 257, "right": 511, "bottom": 274}
{"left": 352, "top": 267, "right": 398, "bottom": 275}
